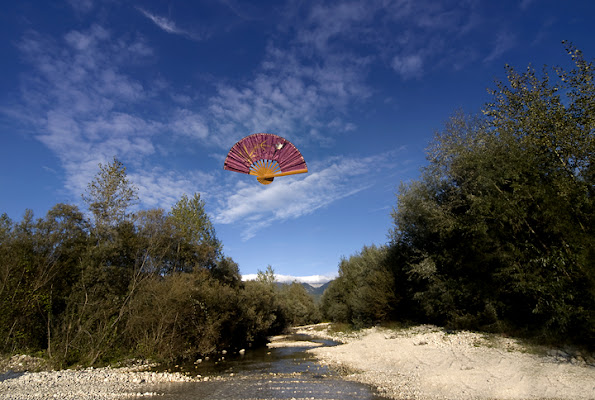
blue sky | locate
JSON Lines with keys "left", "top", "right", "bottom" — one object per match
{"left": 1, "top": 0, "right": 594, "bottom": 283}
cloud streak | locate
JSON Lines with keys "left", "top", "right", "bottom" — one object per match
{"left": 12, "top": 11, "right": 380, "bottom": 223}
{"left": 14, "top": 25, "right": 208, "bottom": 206}
{"left": 484, "top": 30, "right": 516, "bottom": 63}
{"left": 206, "top": 44, "right": 372, "bottom": 149}
{"left": 137, "top": 8, "right": 205, "bottom": 41}
{"left": 214, "top": 151, "right": 400, "bottom": 240}
{"left": 6, "top": 0, "right": 523, "bottom": 237}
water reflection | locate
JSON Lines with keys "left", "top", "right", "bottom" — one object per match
{"left": 141, "top": 333, "right": 390, "bottom": 400}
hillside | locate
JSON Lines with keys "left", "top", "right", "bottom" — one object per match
{"left": 300, "top": 281, "right": 332, "bottom": 302}
{"left": 274, "top": 280, "right": 332, "bottom": 302}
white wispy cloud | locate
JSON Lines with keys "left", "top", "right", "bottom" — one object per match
{"left": 484, "top": 30, "right": 516, "bottom": 63}
{"left": 7, "top": 0, "right": 516, "bottom": 230}
{"left": 171, "top": 109, "right": 210, "bottom": 140}
{"left": 392, "top": 54, "right": 424, "bottom": 79}
{"left": 296, "top": 1, "right": 373, "bottom": 52}
{"left": 519, "top": 0, "right": 536, "bottom": 10}
{"left": 15, "top": 25, "right": 210, "bottom": 206}
{"left": 137, "top": 8, "right": 205, "bottom": 41}
{"left": 206, "top": 29, "right": 372, "bottom": 149}
{"left": 288, "top": 0, "right": 492, "bottom": 81}
{"left": 130, "top": 168, "right": 216, "bottom": 210}
{"left": 67, "top": 0, "right": 94, "bottom": 14}
{"left": 214, "top": 151, "right": 400, "bottom": 240}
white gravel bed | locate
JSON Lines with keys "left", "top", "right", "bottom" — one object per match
{"left": 304, "top": 324, "right": 595, "bottom": 400}
{"left": 0, "top": 365, "right": 200, "bottom": 400}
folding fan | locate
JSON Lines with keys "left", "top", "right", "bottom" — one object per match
{"left": 223, "top": 133, "right": 308, "bottom": 185}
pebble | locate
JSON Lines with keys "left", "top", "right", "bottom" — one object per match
{"left": 0, "top": 366, "right": 197, "bottom": 400}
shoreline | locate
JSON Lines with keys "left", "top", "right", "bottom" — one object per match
{"left": 2, "top": 324, "right": 594, "bottom": 400}
{"left": 300, "top": 323, "right": 595, "bottom": 400}
{"left": 0, "top": 358, "right": 208, "bottom": 400}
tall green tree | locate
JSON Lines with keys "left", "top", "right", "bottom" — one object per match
{"left": 389, "top": 43, "right": 594, "bottom": 343}
{"left": 82, "top": 157, "right": 138, "bottom": 232}
{"left": 256, "top": 265, "right": 276, "bottom": 285}
{"left": 211, "top": 256, "right": 242, "bottom": 286}
{"left": 169, "top": 193, "right": 222, "bottom": 272}
{"left": 0, "top": 158, "right": 296, "bottom": 365}
{"left": 0, "top": 205, "right": 87, "bottom": 355}
{"left": 320, "top": 245, "right": 395, "bottom": 327}
{"left": 278, "top": 282, "right": 321, "bottom": 326}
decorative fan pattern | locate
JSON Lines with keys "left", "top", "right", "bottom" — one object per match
{"left": 223, "top": 133, "right": 308, "bottom": 184}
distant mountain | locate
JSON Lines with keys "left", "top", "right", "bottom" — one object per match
{"left": 274, "top": 279, "right": 334, "bottom": 302}
{"left": 275, "top": 281, "right": 332, "bottom": 302}
{"left": 300, "top": 280, "right": 332, "bottom": 302}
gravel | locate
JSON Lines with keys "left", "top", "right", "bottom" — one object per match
{"left": 4, "top": 325, "right": 594, "bottom": 400}
{"left": 300, "top": 324, "right": 595, "bottom": 400}
{"left": 0, "top": 358, "right": 201, "bottom": 400}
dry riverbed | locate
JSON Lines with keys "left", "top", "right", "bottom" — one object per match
{"left": 299, "top": 323, "right": 595, "bottom": 400}
{"left": 2, "top": 324, "right": 595, "bottom": 400}
{"left": 0, "top": 357, "right": 212, "bottom": 400}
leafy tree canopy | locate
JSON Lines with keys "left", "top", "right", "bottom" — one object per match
{"left": 388, "top": 42, "right": 594, "bottom": 343}
{"left": 82, "top": 157, "right": 138, "bottom": 231}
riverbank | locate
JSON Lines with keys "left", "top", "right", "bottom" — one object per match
{"left": 0, "top": 334, "right": 379, "bottom": 400}
{"left": 3, "top": 324, "right": 594, "bottom": 399}
{"left": 0, "top": 357, "right": 209, "bottom": 400}
{"left": 300, "top": 323, "right": 595, "bottom": 400}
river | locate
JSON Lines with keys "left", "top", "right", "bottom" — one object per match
{"left": 143, "top": 333, "right": 391, "bottom": 400}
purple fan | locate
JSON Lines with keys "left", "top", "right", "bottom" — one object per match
{"left": 223, "top": 133, "right": 308, "bottom": 184}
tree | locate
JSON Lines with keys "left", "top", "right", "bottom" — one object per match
{"left": 0, "top": 163, "right": 293, "bottom": 364}
{"left": 278, "top": 282, "right": 320, "bottom": 326}
{"left": 0, "top": 205, "right": 88, "bottom": 355}
{"left": 320, "top": 245, "right": 395, "bottom": 327}
{"left": 82, "top": 157, "right": 138, "bottom": 231}
{"left": 389, "top": 43, "right": 595, "bottom": 343}
{"left": 134, "top": 208, "right": 178, "bottom": 275}
{"left": 320, "top": 278, "right": 350, "bottom": 323}
{"left": 211, "top": 257, "right": 241, "bottom": 286}
{"left": 169, "top": 193, "right": 222, "bottom": 272}
{"left": 256, "top": 265, "right": 276, "bottom": 285}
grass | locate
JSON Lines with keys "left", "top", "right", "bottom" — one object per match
{"left": 328, "top": 322, "right": 357, "bottom": 335}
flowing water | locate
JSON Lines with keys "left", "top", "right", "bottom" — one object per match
{"left": 142, "top": 334, "right": 390, "bottom": 400}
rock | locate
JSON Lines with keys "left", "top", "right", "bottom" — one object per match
{"left": 546, "top": 349, "right": 558, "bottom": 357}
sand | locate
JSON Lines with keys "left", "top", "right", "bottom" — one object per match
{"left": 2, "top": 324, "right": 594, "bottom": 400}
{"left": 300, "top": 323, "right": 595, "bottom": 400}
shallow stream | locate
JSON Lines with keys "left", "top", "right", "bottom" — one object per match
{"left": 142, "top": 333, "right": 390, "bottom": 399}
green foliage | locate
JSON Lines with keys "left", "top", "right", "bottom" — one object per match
{"left": 319, "top": 279, "right": 350, "bottom": 323}
{"left": 0, "top": 159, "right": 293, "bottom": 366}
{"left": 0, "top": 206, "right": 88, "bottom": 356}
{"left": 82, "top": 157, "right": 138, "bottom": 231}
{"left": 169, "top": 193, "right": 222, "bottom": 272}
{"left": 320, "top": 245, "right": 396, "bottom": 328}
{"left": 278, "top": 282, "right": 321, "bottom": 326}
{"left": 211, "top": 257, "right": 242, "bottom": 287}
{"left": 256, "top": 265, "right": 276, "bottom": 285}
{"left": 387, "top": 43, "right": 594, "bottom": 345}
{"left": 125, "top": 270, "right": 254, "bottom": 361}
{"left": 239, "top": 279, "right": 285, "bottom": 340}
